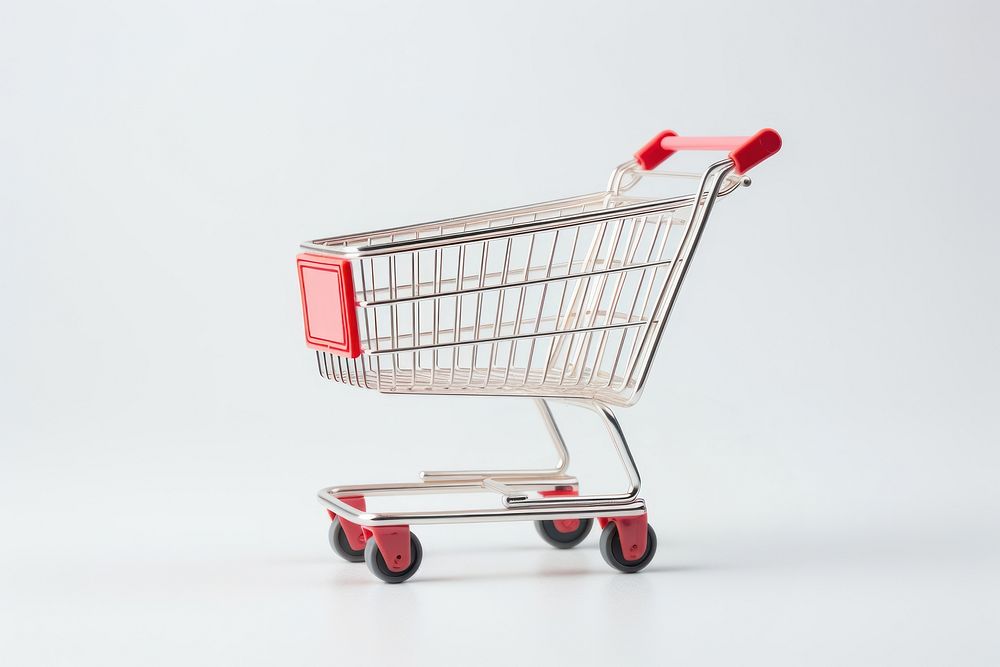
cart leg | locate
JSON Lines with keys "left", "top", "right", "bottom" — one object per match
{"left": 539, "top": 487, "right": 581, "bottom": 533}
{"left": 534, "top": 487, "right": 596, "bottom": 548}
{"left": 502, "top": 399, "right": 641, "bottom": 509}
{"left": 367, "top": 525, "right": 412, "bottom": 572}
{"left": 320, "top": 399, "right": 643, "bottom": 513}
{"left": 418, "top": 398, "right": 570, "bottom": 481}
{"left": 598, "top": 512, "right": 656, "bottom": 573}
{"left": 317, "top": 398, "right": 652, "bottom": 575}
{"left": 327, "top": 496, "right": 367, "bottom": 551}
{"left": 598, "top": 513, "right": 648, "bottom": 561}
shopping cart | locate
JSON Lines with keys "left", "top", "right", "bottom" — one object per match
{"left": 296, "top": 128, "right": 782, "bottom": 582}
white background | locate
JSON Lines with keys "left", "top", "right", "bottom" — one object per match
{"left": 2, "top": 1, "right": 998, "bottom": 665}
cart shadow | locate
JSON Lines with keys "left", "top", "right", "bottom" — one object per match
{"left": 412, "top": 563, "right": 714, "bottom": 585}
{"left": 329, "top": 561, "right": 717, "bottom": 587}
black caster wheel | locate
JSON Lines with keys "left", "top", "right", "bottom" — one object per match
{"left": 328, "top": 518, "right": 365, "bottom": 563}
{"left": 364, "top": 532, "right": 423, "bottom": 584}
{"left": 599, "top": 521, "right": 657, "bottom": 573}
{"left": 534, "top": 518, "right": 593, "bottom": 549}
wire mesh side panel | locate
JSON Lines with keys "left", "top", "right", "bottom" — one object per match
{"left": 316, "top": 196, "right": 694, "bottom": 403}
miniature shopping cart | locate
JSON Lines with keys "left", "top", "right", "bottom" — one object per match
{"left": 296, "top": 128, "right": 782, "bottom": 582}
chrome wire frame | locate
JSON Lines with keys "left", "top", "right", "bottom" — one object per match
{"left": 303, "top": 159, "right": 746, "bottom": 407}
{"left": 317, "top": 398, "right": 648, "bottom": 527}
{"left": 312, "top": 159, "right": 745, "bottom": 528}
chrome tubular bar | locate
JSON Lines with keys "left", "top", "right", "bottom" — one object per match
{"left": 303, "top": 167, "right": 746, "bottom": 258}
{"left": 629, "top": 159, "right": 736, "bottom": 402}
{"left": 367, "top": 320, "right": 646, "bottom": 357}
{"left": 500, "top": 399, "right": 640, "bottom": 509}
{"left": 357, "top": 257, "right": 677, "bottom": 309}
{"left": 315, "top": 499, "right": 648, "bottom": 527}
{"left": 419, "top": 399, "right": 569, "bottom": 480}
{"left": 316, "top": 398, "right": 647, "bottom": 527}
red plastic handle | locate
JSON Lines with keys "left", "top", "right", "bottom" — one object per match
{"left": 634, "top": 128, "right": 781, "bottom": 174}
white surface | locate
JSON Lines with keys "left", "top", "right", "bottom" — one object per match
{"left": 2, "top": 1, "right": 999, "bottom": 665}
